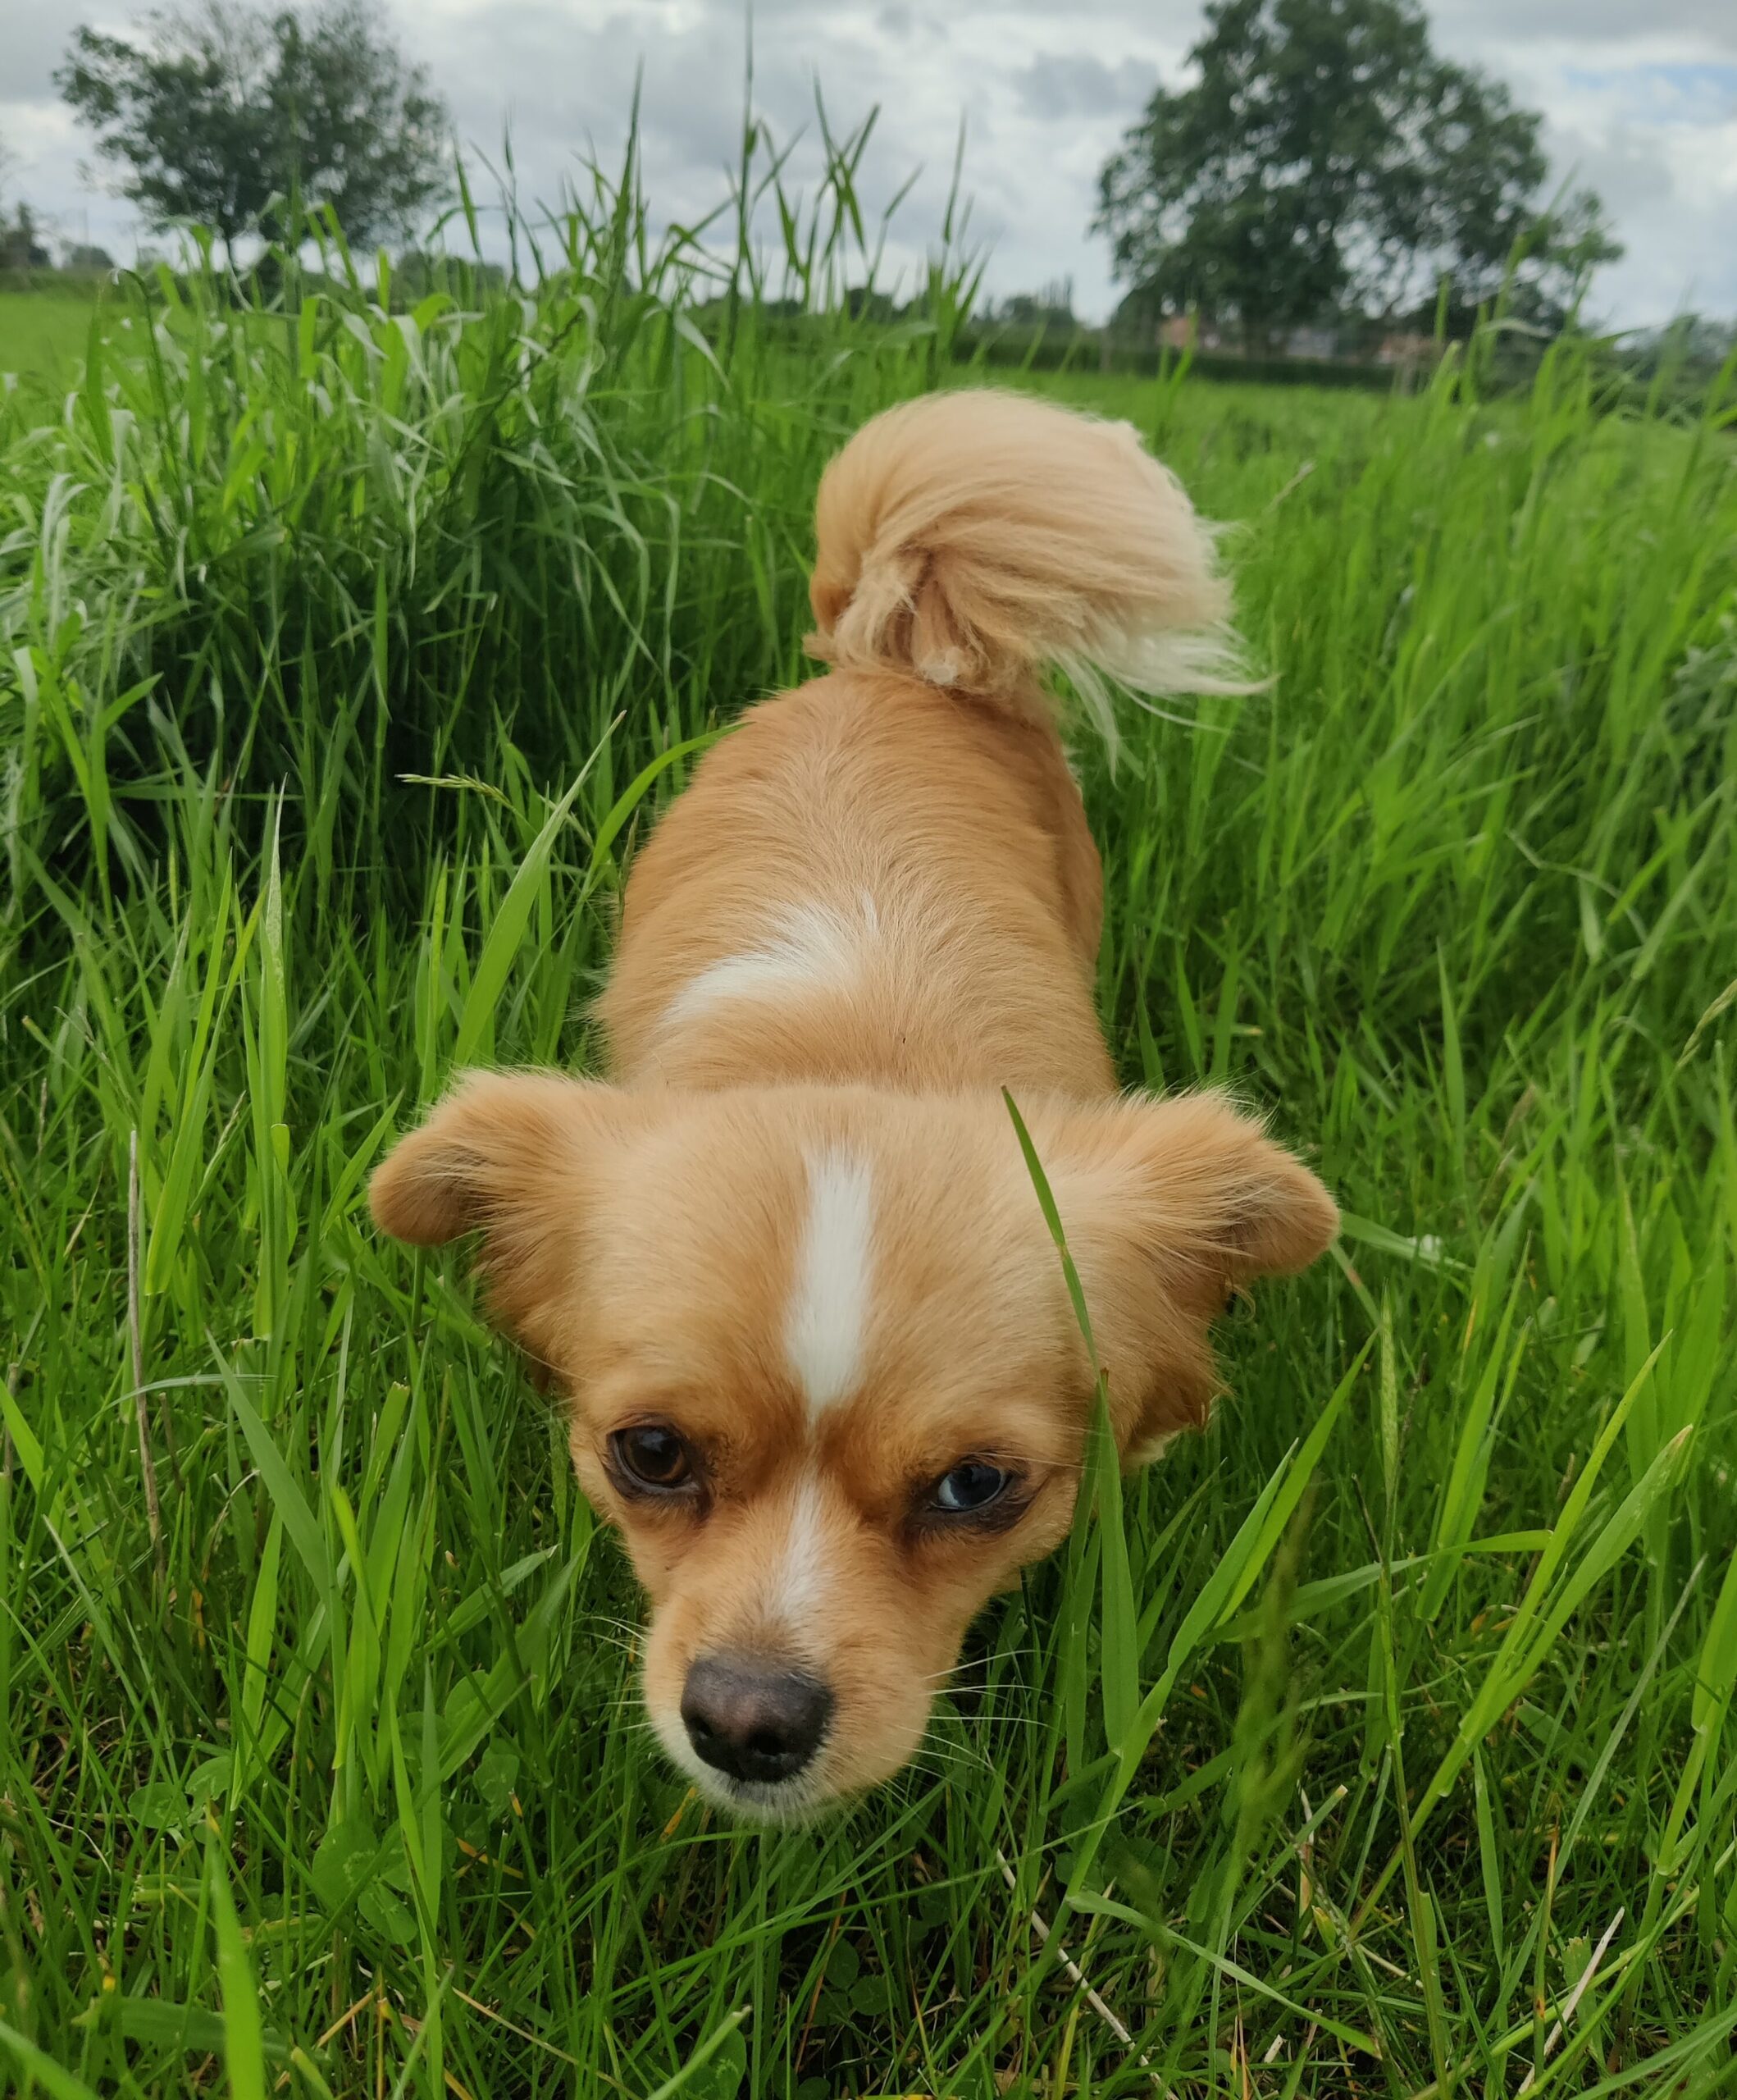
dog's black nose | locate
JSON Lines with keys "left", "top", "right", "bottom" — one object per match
{"left": 680, "top": 1655, "right": 834, "bottom": 1784}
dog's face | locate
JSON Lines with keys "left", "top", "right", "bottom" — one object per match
{"left": 371, "top": 1077, "right": 1335, "bottom": 1817}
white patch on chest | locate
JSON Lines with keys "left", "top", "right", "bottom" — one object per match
{"left": 785, "top": 1147, "right": 874, "bottom": 1418}
{"left": 661, "top": 893, "right": 879, "bottom": 1030}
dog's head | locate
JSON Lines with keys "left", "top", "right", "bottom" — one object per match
{"left": 371, "top": 1077, "right": 1335, "bottom": 1817}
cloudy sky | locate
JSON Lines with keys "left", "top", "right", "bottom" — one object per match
{"left": 3, "top": 0, "right": 1734, "bottom": 327}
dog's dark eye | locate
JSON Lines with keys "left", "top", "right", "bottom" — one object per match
{"left": 931, "top": 1460, "right": 1011, "bottom": 1514}
{"left": 610, "top": 1425, "right": 694, "bottom": 1493}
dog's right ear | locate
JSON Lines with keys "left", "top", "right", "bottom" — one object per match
{"left": 370, "top": 1071, "right": 633, "bottom": 1370}
{"left": 370, "top": 1069, "right": 622, "bottom": 1247}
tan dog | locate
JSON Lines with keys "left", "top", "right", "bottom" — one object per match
{"left": 371, "top": 391, "right": 1338, "bottom": 1819}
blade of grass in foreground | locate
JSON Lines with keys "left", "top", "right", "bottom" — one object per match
{"left": 999, "top": 1090, "right": 1139, "bottom": 1745}
{"left": 0, "top": 2027, "right": 103, "bottom": 2100}
{"left": 1003, "top": 1088, "right": 1362, "bottom": 1921}
{"left": 206, "top": 1833, "right": 267, "bottom": 2100}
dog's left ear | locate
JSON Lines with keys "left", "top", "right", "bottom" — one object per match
{"left": 1033, "top": 1092, "right": 1338, "bottom": 1456}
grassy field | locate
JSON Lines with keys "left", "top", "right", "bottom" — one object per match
{"left": 0, "top": 287, "right": 121, "bottom": 398}
{"left": 2, "top": 159, "right": 1735, "bottom": 2100}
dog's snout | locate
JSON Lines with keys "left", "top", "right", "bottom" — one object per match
{"left": 680, "top": 1655, "right": 833, "bottom": 1784}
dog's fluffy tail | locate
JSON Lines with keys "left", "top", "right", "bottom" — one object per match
{"left": 805, "top": 389, "right": 1244, "bottom": 747}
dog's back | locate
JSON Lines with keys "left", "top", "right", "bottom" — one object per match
{"left": 600, "top": 389, "right": 1242, "bottom": 1095}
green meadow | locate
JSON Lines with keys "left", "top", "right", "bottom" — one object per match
{"left": 2, "top": 158, "right": 1735, "bottom": 2098}
{"left": 0, "top": 289, "right": 121, "bottom": 397}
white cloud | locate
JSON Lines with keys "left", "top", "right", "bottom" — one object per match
{"left": 2, "top": 0, "right": 1732, "bottom": 324}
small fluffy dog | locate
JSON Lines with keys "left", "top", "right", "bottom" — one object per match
{"left": 372, "top": 391, "right": 1337, "bottom": 1818}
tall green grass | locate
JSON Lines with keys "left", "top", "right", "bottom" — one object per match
{"left": 2, "top": 121, "right": 1735, "bottom": 2098}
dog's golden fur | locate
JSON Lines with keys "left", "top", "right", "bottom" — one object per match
{"left": 371, "top": 390, "right": 1337, "bottom": 1815}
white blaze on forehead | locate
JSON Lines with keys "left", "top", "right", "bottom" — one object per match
{"left": 662, "top": 892, "right": 879, "bottom": 1031}
{"left": 768, "top": 1473, "right": 830, "bottom": 1628}
{"left": 786, "top": 1147, "right": 874, "bottom": 1417}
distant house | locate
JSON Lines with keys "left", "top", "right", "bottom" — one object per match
{"left": 1377, "top": 331, "right": 1438, "bottom": 368}
{"left": 1156, "top": 313, "right": 1226, "bottom": 352}
{"left": 1283, "top": 325, "right": 1338, "bottom": 359}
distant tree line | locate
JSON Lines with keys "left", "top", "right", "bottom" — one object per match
{"left": 7, "top": 0, "right": 1730, "bottom": 396}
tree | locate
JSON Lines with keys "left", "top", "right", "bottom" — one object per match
{"left": 1624, "top": 313, "right": 1737, "bottom": 381}
{"left": 57, "top": 0, "right": 451, "bottom": 265}
{"left": 1095, "top": 0, "right": 1620, "bottom": 350}
{"left": 992, "top": 279, "right": 1078, "bottom": 327}
{"left": 1, "top": 203, "right": 52, "bottom": 272}
{"left": 1, "top": 130, "right": 52, "bottom": 272}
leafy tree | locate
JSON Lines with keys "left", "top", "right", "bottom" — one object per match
{"left": 1096, "top": 0, "right": 1619, "bottom": 349}
{"left": 1624, "top": 313, "right": 1737, "bottom": 381}
{"left": 1, "top": 204, "right": 52, "bottom": 272}
{"left": 57, "top": 0, "right": 450, "bottom": 264}
{"left": 1, "top": 134, "right": 52, "bottom": 272}
{"left": 993, "top": 279, "right": 1078, "bottom": 327}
